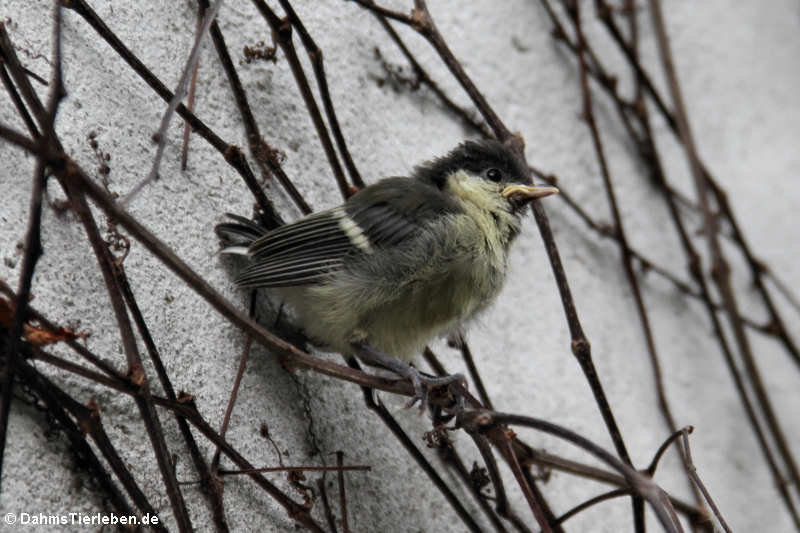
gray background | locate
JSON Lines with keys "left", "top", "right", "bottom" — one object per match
{"left": 1, "top": 1, "right": 799, "bottom": 531}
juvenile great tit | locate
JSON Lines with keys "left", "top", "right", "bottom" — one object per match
{"left": 216, "top": 140, "right": 558, "bottom": 408}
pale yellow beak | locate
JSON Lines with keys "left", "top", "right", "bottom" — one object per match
{"left": 501, "top": 184, "right": 560, "bottom": 202}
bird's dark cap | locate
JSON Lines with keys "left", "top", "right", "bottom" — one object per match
{"left": 414, "top": 139, "right": 531, "bottom": 188}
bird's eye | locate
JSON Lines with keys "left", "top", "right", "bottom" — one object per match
{"left": 486, "top": 168, "right": 502, "bottom": 182}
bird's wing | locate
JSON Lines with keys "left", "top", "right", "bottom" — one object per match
{"left": 233, "top": 177, "right": 460, "bottom": 288}
{"left": 234, "top": 208, "right": 352, "bottom": 288}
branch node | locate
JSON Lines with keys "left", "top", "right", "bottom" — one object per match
{"left": 710, "top": 259, "right": 730, "bottom": 283}
{"left": 127, "top": 362, "right": 146, "bottom": 387}
{"left": 410, "top": 8, "right": 428, "bottom": 32}
{"left": 570, "top": 338, "right": 591, "bottom": 360}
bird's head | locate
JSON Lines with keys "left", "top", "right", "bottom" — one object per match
{"left": 414, "top": 139, "right": 558, "bottom": 220}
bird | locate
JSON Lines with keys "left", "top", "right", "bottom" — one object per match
{"left": 216, "top": 139, "right": 558, "bottom": 409}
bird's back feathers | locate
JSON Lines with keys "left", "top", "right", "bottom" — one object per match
{"left": 217, "top": 176, "right": 462, "bottom": 289}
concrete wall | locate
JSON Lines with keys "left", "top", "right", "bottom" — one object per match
{"left": 1, "top": 1, "right": 798, "bottom": 531}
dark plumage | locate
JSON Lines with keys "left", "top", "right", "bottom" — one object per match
{"left": 414, "top": 140, "right": 532, "bottom": 189}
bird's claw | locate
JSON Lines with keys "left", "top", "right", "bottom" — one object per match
{"left": 401, "top": 368, "right": 466, "bottom": 414}
{"left": 348, "top": 341, "right": 467, "bottom": 414}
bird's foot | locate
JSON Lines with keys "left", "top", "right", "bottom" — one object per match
{"left": 401, "top": 368, "right": 466, "bottom": 414}
{"left": 350, "top": 341, "right": 467, "bottom": 414}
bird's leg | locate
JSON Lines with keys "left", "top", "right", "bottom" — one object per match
{"left": 350, "top": 341, "right": 465, "bottom": 413}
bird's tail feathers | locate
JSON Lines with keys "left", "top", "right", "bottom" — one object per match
{"left": 215, "top": 213, "right": 267, "bottom": 254}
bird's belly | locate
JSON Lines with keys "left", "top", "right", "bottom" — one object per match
{"left": 285, "top": 249, "right": 504, "bottom": 361}
{"left": 363, "top": 271, "right": 492, "bottom": 358}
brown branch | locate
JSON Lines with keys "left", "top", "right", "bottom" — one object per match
{"left": 218, "top": 464, "right": 370, "bottom": 475}
{"left": 447, "top": 336, "right": 494, "bottom": 411}
{"left": 317, "top": 476, "right": 339, "bottom": 533}
{"left": 0, "top": 61, "right": 40, "bottom": 138}
{"left": 211, "top": 292, "right": 256, "bottom": 477}
{"left": 366, "top": 11, "right": 492, "bottom": 137}
{"left": 13, "top": 357, "right": 165, "bottom": 530}
{"left": 348, "top": 0, "right": 416, "bottom": 25}
{"left": 467, "top": 431, "right": 534, "bottom": 533}
{"left": 493, "top": 430, "right": 553, "bottom": 532}
{"left": 1, "top": 4, "right": 63, "bottom": 485}
{"left": 347, "top": 358, "right": 483, "bottom": 532}
{"left": 63, "top": 184, "right": 194, "bottom": 532}
{"left": 680, "top": 429, "right": 732, "bottom": 533}
{"left": 459, "top": 410, "right": 684, "bottom": 533}
{"left": 278, "top": 0, "right": 365, "bottom": 190}
{"left": 180, "top": 8, "right": 203, "bottom": 171}
{"left": 124, "top": 0, "right": 223, "bottom": 207}
{"left": 555, "top": 488, "right": 630, "bottom": 525}
{"left": 648, "top": 2, "right": 800, "bottom": 527}
{"left": 116, "top": 264, "right": 229, "bottom": 531}
{"left": 252, "top": 0, "right": 352, "bottom": 198}
{"left": 0, "top": 161, "right": 46, "bottom": 483}
{"left": 336, "top": 451, "right": 350, "bottom": 533}
{"left": 197, "top": 0, "right": 313, "bottom": 215}
{"left": 63, "top": 0, "right": 284, "bottom": 228}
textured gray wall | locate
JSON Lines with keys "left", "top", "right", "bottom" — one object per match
{"left": 1, "top": 1, "right": 799, "bottom": 531}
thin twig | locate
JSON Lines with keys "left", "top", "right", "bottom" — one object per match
{"left": 116, "top": 264, "right": 229, "bottom": 531}
{"left": 648, "top": 1, "right": 800, "bottom": 525}
{"left": 198, "top": 0, "right": 312, "bottom": 215}
{"left": 278, "top": 0, "right": 365, "bottom": 191}
{"left": 492, "top": 431, "right": 553, "bottom": 532}
{"left": 555, "top": 488, "right": 630, "bottom": 525}
{"left": 448, "top": 335, "right": 494, "bottom": 411}
{"left": 680, "top": 429, "right": 732, "bottom": 533}
{"left": 347, "top": 358, "right": 483, "bottom": 533}
{"left": 467, "top": 431, "right": 534, "bottom": 533}
{"left": 123, "top": 0, "right": 224, "bottom": 207}
{"left": 180, "top": 9, "right": 203, "bottom": 171}
{"left": 218, "top": 464, "right": 370, "bottom": 475}
{"left": 211, "top": 292, "right": 257, "bottom": 474}
{"left": 252, "top": 0, "right": 352, "bottom": 198}
{"left": 64, "top": 0, "right": 283, "bottom": 228}
{"left": 64, "top": 185, "right": 194, "bottom": 532}
{"left": 459, "top": 410, "right": 684, "bottom": 533}
{"left": 317, "top": 477, "right": 339, "bottom": 533}
{"left": 0, "top": 161, "right": 46, "bottom": 482}
{"left": 365, "top": 10, "right": 492, "bottom": 137}
{"left": 336, "top": 451, "right": 350, "bottom": 533}
{"left": 434, "top": 428, "right": 519, "bottom": 533}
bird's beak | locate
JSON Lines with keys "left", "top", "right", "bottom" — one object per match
{"left": 501, "top": 184, "right": 559, "bottom": 207}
